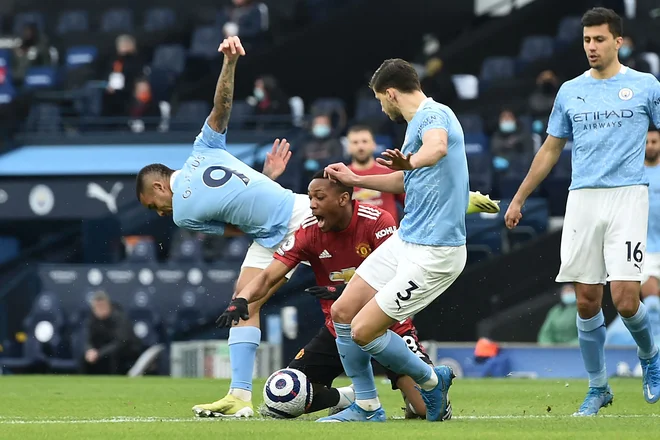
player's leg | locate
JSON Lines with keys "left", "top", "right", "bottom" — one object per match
{"left": 193, "top": 244, "right": 289, "bottom": 417}
{"left": 604, "top": 186, "right": 660, "bottom": 404}
{"left": 285, "top": 327, "right": 355, "bottom": 415}
{"left": 350, "top": 244, "right": 466, "bottom": 422}
{"left": 316, "top": 236, "right": 400, "bottom": 422}
{"left": 641, "top": 254, "right": 660, "bottom": 338}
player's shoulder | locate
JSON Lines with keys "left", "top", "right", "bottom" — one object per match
{"left": 299, "top": 215, "right": 319, "bottom": 230}
{"left": 356, "top": 202, "right": 386, "bottom": 220}
{"left": 624, "top": 67, "right": 659, "bottom": 87}
{"left": 559, "top": 71, "right": 590, "bottom": 91}
{"left": 417, "top": 99, "right": 454, "bottom": 119}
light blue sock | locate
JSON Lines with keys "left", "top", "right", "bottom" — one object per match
{"left": 361, "top": 330, "right": 433, "bottom": 385}
{"left": 621, "top": 302, "right": 659, "bottom": 360}
{"left": 334, "top": 322, "right": 377, "bottom": 400}
{"left": 577, "top": 310, "right": 607, "bottom": 388}
{"left": 228, "top": 326, "right": 261, "bottom": 391}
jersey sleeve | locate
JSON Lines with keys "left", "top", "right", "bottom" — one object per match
{"left": 647, "top": 77, "right": 660, "bottom": 129}
{"left": 546, "top": 86, "right": 572, "bottom": 138}
{"left": 175, "top": 217, "right": 226, "bottom": 236}
{"left": 417, "top": 109, "right": 451, "bottom": 139}
{"left": 371, "top": 209, "right": 397, "bottom": 249}
{"left": 193, "top": 118, "right": 228, "bottom": 150}
{"left": 273, "top": 228, "right": 310, "bottom": 269}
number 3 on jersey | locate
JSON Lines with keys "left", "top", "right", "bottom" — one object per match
{"left": 203, "top": 166, "right": 250, "bottom": 188}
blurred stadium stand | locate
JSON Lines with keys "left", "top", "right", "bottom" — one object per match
{"left": 0, "top": 0, "right": 658, "bottom": 377}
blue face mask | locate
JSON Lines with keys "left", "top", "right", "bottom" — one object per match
{"left": 561, "top": 292, "right": 577, "bottom": 305}
{"left": 619, "top": 46, "right": 632, "bottom": 59}
{"left": 312, "top": 124, "right": 331, "bottom": 138}
{"left": 254, "top": 88, "right": 265, "bottom": 101}
{"left": 500, "top": 120, "right": 516, "bottom": 133}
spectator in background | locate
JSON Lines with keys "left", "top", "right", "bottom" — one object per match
{"left": 219, "top": 0, "right": 269, "bottom": 45}
{"left": 102, "top": 35, "right": 147, "bottom": 120}
{"left": 537, "top": 284, "right": 579, "bottom": 346}
{"left": 11, "top": 22, "right": 58, "bottom": 86}
{"left": 83, "top": 291, "right": 141, "bottom": 375}
{"left": 127, "top": 77, "right": 161, "bottom": 133}
{"left": 247, "top": 75, "right": 290, "bottom": 129}
{"left": 346, "top": 125, "right": 405, "bottom": 224}
{"left": 528, "top": 70, "right": 559, "bottom": 136}
{"left": 490, "top": 108, "right": 534, "bottom": 174}
{"left": 420, "top": 57, "right": 458, "bottom": 108}
{"left": 300, "top": 114, "right": 344, "bottom": 181}
{"left": 618, "top": 35, "right": 652, "bottom": 73}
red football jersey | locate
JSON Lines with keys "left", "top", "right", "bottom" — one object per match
{"left": 274, "top": 201, "right": 415, "bottom": 338}
{"left": 348, "top": 163, "right": 406, "bottom": 224}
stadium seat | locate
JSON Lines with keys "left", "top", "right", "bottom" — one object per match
{"left": 65, "top": 46, "right": 98, "bottom": 68}
{"left": 457, "top": 113, "right": 484, "bottom": 134}
{"left": 451, "top": 74, "right": 479, "bottom": 100}
{"left": 56, "top": 10, "right": 89, "bottom": 34}
{"left": 466, "top": 152, "right": 493, "bottom": 194}
{"left": 171, "top": 100, "right": 211, "bottom": 130}
{"left": 152, "top": 44, "right": 186, "bottom": 76}
{"left": 311, "top": 98, "right": 346, "bottom": 117}
{"left": 227, "top": 100, "right": 254, "bottom": 129}
{"left": 641, "top": 52, "right": 660, "bottom": 77}
{"left": 126, "top": 240, "right": 157, "bottom": 262}
{"left": 167, "top": 290, "right": 209, "bottom": 338}
{"left": 355, "top": 97, "right": 387, "bottom": 122}
{"left": 143, "top": 7, "right": 176, "bottom": 32}
{"left": 519, "top": 35, "right": 555, "bottom": 64}
{"left": 289, "top": 96, "right": 305, "bottom": 127}
{"left": 169, "top": 238, "right": 204, "bottom": 263}
{"left": 189, "top": 26, "right": 223, "bottom": 59}
{"left": 467, "top": 244, "right": 493, "bottom": 265}
{"left": 0, "top": 83, "right": 15, "bottom": 105}
{"left": 129, "top": 306, "right": 162, "bottom": 348}
{"left": 556, "top": 16, "right": 582, "bottom": 48}
{"left": 100, "top": 8, "right": 134, "bottom": 33}
{"left": 464, "top": 132, "right": 489, "bottom": 154}
{"left": 223, "top": 236, "right": 251, "bottom": 261}
{"left": 466, "top": 216, "right": 502, "bottom": 255}
{"left": 12, "top": 12, "right": 45, "bottom": 34}
{"left": 25, "top": 103, "right": 62, "bottom": 133}
{"left": 24, "top": 66, "right": 58, "bottom": 89}
{"left": 479, "top": 56, "right": 515, "bottom": 83}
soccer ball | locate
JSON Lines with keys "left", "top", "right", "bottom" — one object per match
{"left": 262, "top": 368, "right": 313, "bottom": 418}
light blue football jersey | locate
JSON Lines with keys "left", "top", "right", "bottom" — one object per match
{"left": 171, "top": 120, "right": 296, "bottom": 249}
{"left": 398, "top": 98, "right": 469, "bottom": 247}
{"left": 647, "top": 163, "right": 660, "bottom": 253}
{"left": 547, "top": 66, "right": 660, "bottom": 190}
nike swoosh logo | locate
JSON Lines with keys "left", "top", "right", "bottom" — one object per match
{"left": 647, "top": 384, "right": 656, "bottom": 400}
{"left": 366, "top": 414, "right": 377, "bottom": 420}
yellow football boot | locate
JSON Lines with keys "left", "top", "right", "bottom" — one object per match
{"left": 467, "top": 191, "right": 500, "bottom": 214}
{"left": 192, "top": 394, "right": 254, "bottom": 418}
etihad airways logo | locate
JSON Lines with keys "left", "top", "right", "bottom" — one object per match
{"left": 573, "top": 109, "right": 633, "bottom": 130}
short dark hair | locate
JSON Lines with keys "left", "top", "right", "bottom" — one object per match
{"left": 581, "top": 7, "right": 623, "bottom": 38}
{"left": 369, "top": 59, "right": 421, "bottom": 94}
{"left": 347, "top": 124, "right": 374, "bottom": 138}
{"left": 311, "top": 170, "right": 354, "bottom": 197}
{"left": 650, "top": 125, "right": 659, "bottom": 133}
{"left": 136, "top": 163, "right": 174, "bottom": 200}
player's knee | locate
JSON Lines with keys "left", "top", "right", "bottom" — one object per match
{"left": 330, "top": 300, "right": 352, "bottom": 324}
{"left": 576, "top": 296, "right": 600, "bottom": 318}
{"left": 611, "top": 283, "right": 642, "bottom": 317}
{"left": 350, "top": 320, "right": 373, "bottom": 346}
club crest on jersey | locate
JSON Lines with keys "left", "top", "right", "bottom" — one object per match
{"left": 295, "top": 349, "right": 304, "bottom": 360}
{"left": 618, "top": 87, "right": 633, "bottom": 101}
{"left": 329, "top": 267, "right": 356, "bottom": 283}
{"left": 355, "top": 242, "right": 372, "bottom": 258}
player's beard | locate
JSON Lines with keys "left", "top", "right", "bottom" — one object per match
{"left": 646, "top": 152, "right": 659, "bottom": 163}
{"left": 352, "top": 153, "right": 372, "bottom": 166}
{"left": 390, "top": 110, "right": 406, "bottom": 124}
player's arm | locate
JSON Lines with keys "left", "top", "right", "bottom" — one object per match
{"left": 234, "top": 259, "right": 291, "bottom": 304}
{"left": 409, "top": 128, "right": 448, "bottom": 169}
{"left": 207, "top": 37, "right": 245, "bottom": 134}
{"left": 511, "top": 135, "right": 567, "bottom": 205}
{"left": 647, "top": 77, "right": 660, "bottom": 129}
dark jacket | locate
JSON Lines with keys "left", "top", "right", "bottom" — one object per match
{"left": 86, "top": 305, "right": 142, "bottom": 358}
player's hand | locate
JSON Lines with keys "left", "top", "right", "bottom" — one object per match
{"left": 504, "top": 200, "right": 523, "bottom": 229}
{"left": 215, "top": 298, "right": 250, "bottom": 328}
{"left": 324, "top": 163, "right": 359, "bottom": 186}
{"left": 262, "top": 138, "right": 291, "bottom": 181}
{"left": 377, "top": 149, "right": 414, "bottom": 171}
{"left": 218, "top": 36, "right": 246, "bottom": 63}
{"left": 305, "top": 285, "right": 346, "bottom": 301}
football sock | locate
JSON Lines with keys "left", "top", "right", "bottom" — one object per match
{"left": 307, "top": 384, "right": 340, "bottom": 413}
{"left": 621, "top": 302, "right": 659, "bottom": 360}
{"left": 333, "top": 322, "right": 379, "bottom": 410}
{"left": 228, "top": 326, "right": 261, "bottom": 399}
{"left": 360, "top": 330, "right": 436, "bottom": 390}
{"left": 577, "top": 310, "right": 607, "bottom": 388}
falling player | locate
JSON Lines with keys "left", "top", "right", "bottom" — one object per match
{"left": 135, "top": 36, "right": 497, "bottom": 418}
{"left": 505, "top": 8, "right": 660, "bottom": 416}
{"left": 216, "top": 171, "right": 451, "bottom": 420}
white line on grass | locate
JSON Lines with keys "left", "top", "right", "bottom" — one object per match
{"left": 1, "top": 414, "right": 659, "bottom": 424}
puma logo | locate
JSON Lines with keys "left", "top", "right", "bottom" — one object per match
{"left": 634, "top": 263, "right": 642, "bottom": 273}
{"left": 577, "top": 96, "right": 585, "bottom": 103}
{"left": 87, "top": 182, "right": 124, "bottom": 213}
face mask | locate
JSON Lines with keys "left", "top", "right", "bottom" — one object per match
{"left": 561, "top": 292, "right": 576, "bottom": 305}
{"left": 499, "top": 121, "right": 516, "bottom": 133}
{"left": 619, "top": 46, "right": 632, "bottom": 59}
{"left": 254, "top": 88, "right": 265, "bottom": 101}
{"left": 312, "top": 124, "right": 331, "bottom": 138}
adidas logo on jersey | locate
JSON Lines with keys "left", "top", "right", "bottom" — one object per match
{"left": 319, "top": 250, "right": 332, "bottom": 259}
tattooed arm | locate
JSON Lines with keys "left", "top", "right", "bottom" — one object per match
{"left": 207, "top": 36, "right": 246, "bottom": 133}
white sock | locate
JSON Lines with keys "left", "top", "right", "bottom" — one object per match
{"left": 420, "top": 369, "right": 438, "bottom": 391}
{"left": 336, "top": 386, "right": 355, "bottom": 409}
{"left": 229, "top": 388, "right": 252, "bottom": 401}
{"left": 355, "top": 397, "right": 381, "bottom": 412}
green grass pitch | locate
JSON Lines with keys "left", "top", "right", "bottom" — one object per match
{"left": 0, "top": 376, "right": 658, "bottom": 439}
